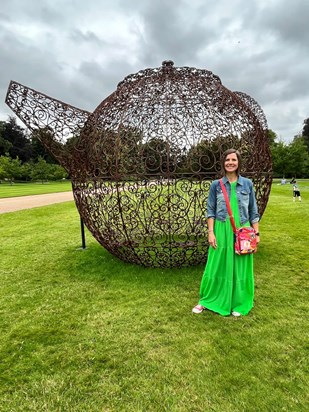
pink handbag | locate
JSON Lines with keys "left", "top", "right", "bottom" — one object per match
{"left": 219, "top": 179, "right": 257, "bottom": 255}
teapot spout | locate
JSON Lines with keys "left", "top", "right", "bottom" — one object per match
{"left": 5, "top": 81, "right": 91, "bottom": 170}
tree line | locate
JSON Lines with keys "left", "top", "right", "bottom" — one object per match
{"left": 0, "top": 117, "right": 67, "bottom": 183}
{"left": 268, "top": 117, "right": 309, "bottom": 178}
{"left": 1, "top": 115, "right": 309, "bottom": 182}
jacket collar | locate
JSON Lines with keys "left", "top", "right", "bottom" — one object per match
{"left": 221, "top": 175, "right": 244, "bottom": 185}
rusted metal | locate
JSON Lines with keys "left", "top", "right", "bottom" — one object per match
{"left": 5, "top": 61, "right": 272, "bottom": 267}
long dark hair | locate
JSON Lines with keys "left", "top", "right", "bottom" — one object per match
{"left": 221, "top": 148, "right": 242, "bottom": 176}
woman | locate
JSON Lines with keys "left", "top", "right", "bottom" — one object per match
{"left": 192, "top": 149, "right": 260, "bottom": 317}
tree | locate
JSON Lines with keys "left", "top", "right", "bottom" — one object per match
{"left": 0, "top": 117, "right": 58, "bottom": 164}
{"left": 48, "top": 164, "right": 68, "bottom": 181}
{"left": 30, "top": 157, "right": 53, "bottom": 183}
{"left": 0, "top": 154, "right": 23, "bottom": 184}
{"left": 302, "top": 117, "right": 309, "bottom": 152}
{"left": 270, "top": 135, "right": 309, "bottom": 178}
{"left": 77, "top": 125, "right": 145, "bottom": 178}
{"left": 0, "top": 117, "right": 32, "bottom": 162}
{"left": 288, "top": 136, "right": 309, "bottom": 177}
{"left": 267, "top": 129, "right": 277, "bottom": 148}
{"left": 0, "top": 161, "right": 5, "bottom": 183}
{"left": 19, "top": 162, "right": 33, "bottom": 182}
{"left": 179, "top": 134, "right": 241, "bottom": 177}
{"left": 270, "top": 141, "right": 290, "bottom": 177}
{"left": 141, "top": 136, "right": 182, "bottom": 176}
{"left": 30, "top": 133, "right": 58, "bottom": 164}
{"left": 0, "top": 121, "right": 13, "bottom": 154}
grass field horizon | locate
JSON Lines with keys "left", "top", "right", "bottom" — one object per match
{"left": 0, "top": 180, "right": 72, "bottom": 198}
{"left": 0, "top": 180, "right": 308, "bottom": 411}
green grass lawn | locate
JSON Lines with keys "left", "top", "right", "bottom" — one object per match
{"left": 0, "top": 181, "right": 308, "bottom": 411}
{"left": 0, "top": 180, "right": 72, "bottom": 198}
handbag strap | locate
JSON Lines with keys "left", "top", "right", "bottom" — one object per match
{"left": 219, "top": 179, "right": 237, "bottom": 234}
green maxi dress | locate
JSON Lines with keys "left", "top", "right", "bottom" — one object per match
{"left": 198, "top": 182, "right": 254, "bottom": 316}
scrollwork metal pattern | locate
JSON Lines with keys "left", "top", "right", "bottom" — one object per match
{"left": 6, "top": 61, "right": 272, "bottom": 267}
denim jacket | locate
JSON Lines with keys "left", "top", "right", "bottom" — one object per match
{"left": 206, "top": 175, "right": 260, "bottom": 225}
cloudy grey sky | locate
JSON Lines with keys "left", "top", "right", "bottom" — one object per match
{"left": 0, "top": 0, "right": 308, "bottom": 142}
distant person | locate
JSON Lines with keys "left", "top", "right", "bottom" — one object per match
{"left": 281, "top": 178, "right": 286, "bottom": 185}
{"left": 293, "top": 181, "right": 301, "bottom": 202}
{"left": 192, "top": 149, "right": 260, "bottom": 317}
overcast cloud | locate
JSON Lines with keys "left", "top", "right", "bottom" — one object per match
{"left": 0, "top": 0, "right": 308, "bottom": 142}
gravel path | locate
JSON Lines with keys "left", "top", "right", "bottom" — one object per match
{"left": 0, "top": 191, "right": 74, "bottom": 214}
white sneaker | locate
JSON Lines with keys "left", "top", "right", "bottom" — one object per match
{"left": 192, "top": 304, "right": 205, "bottom": 314}
{"left": 232, "top": 311, "right": 241, "bottom": 317}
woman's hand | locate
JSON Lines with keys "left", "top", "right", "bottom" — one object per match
{"left": 208, "top": 232, "right": 217, "bottom": 249}
{"left": 251, "top": 224, "right": 260, "bottom": 246}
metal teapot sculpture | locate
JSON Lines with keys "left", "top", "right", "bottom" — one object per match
{"left": 5, "top": 61, "right": 272, "bottom": 267}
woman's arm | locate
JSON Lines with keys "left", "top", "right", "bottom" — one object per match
{"left": 248, "top": 181, "right": 259, "bottom": 224}
{"left": 206, "top": 180, "right": 217, "bottom": 219}
{"left": 207, "top": 217, "right": 217, "bottom": 249}
{"left": 248, "top": 180, "right": 260, "bottom": 244}
{"left": 206, "top": 181, "right": 217, "bottom": 249}
{"left": 251, "top": 221, "right": 260, "bottom": 244}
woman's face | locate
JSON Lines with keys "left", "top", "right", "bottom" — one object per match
{"left": 224, "top": 153, "right": 239, "bottom": 174}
